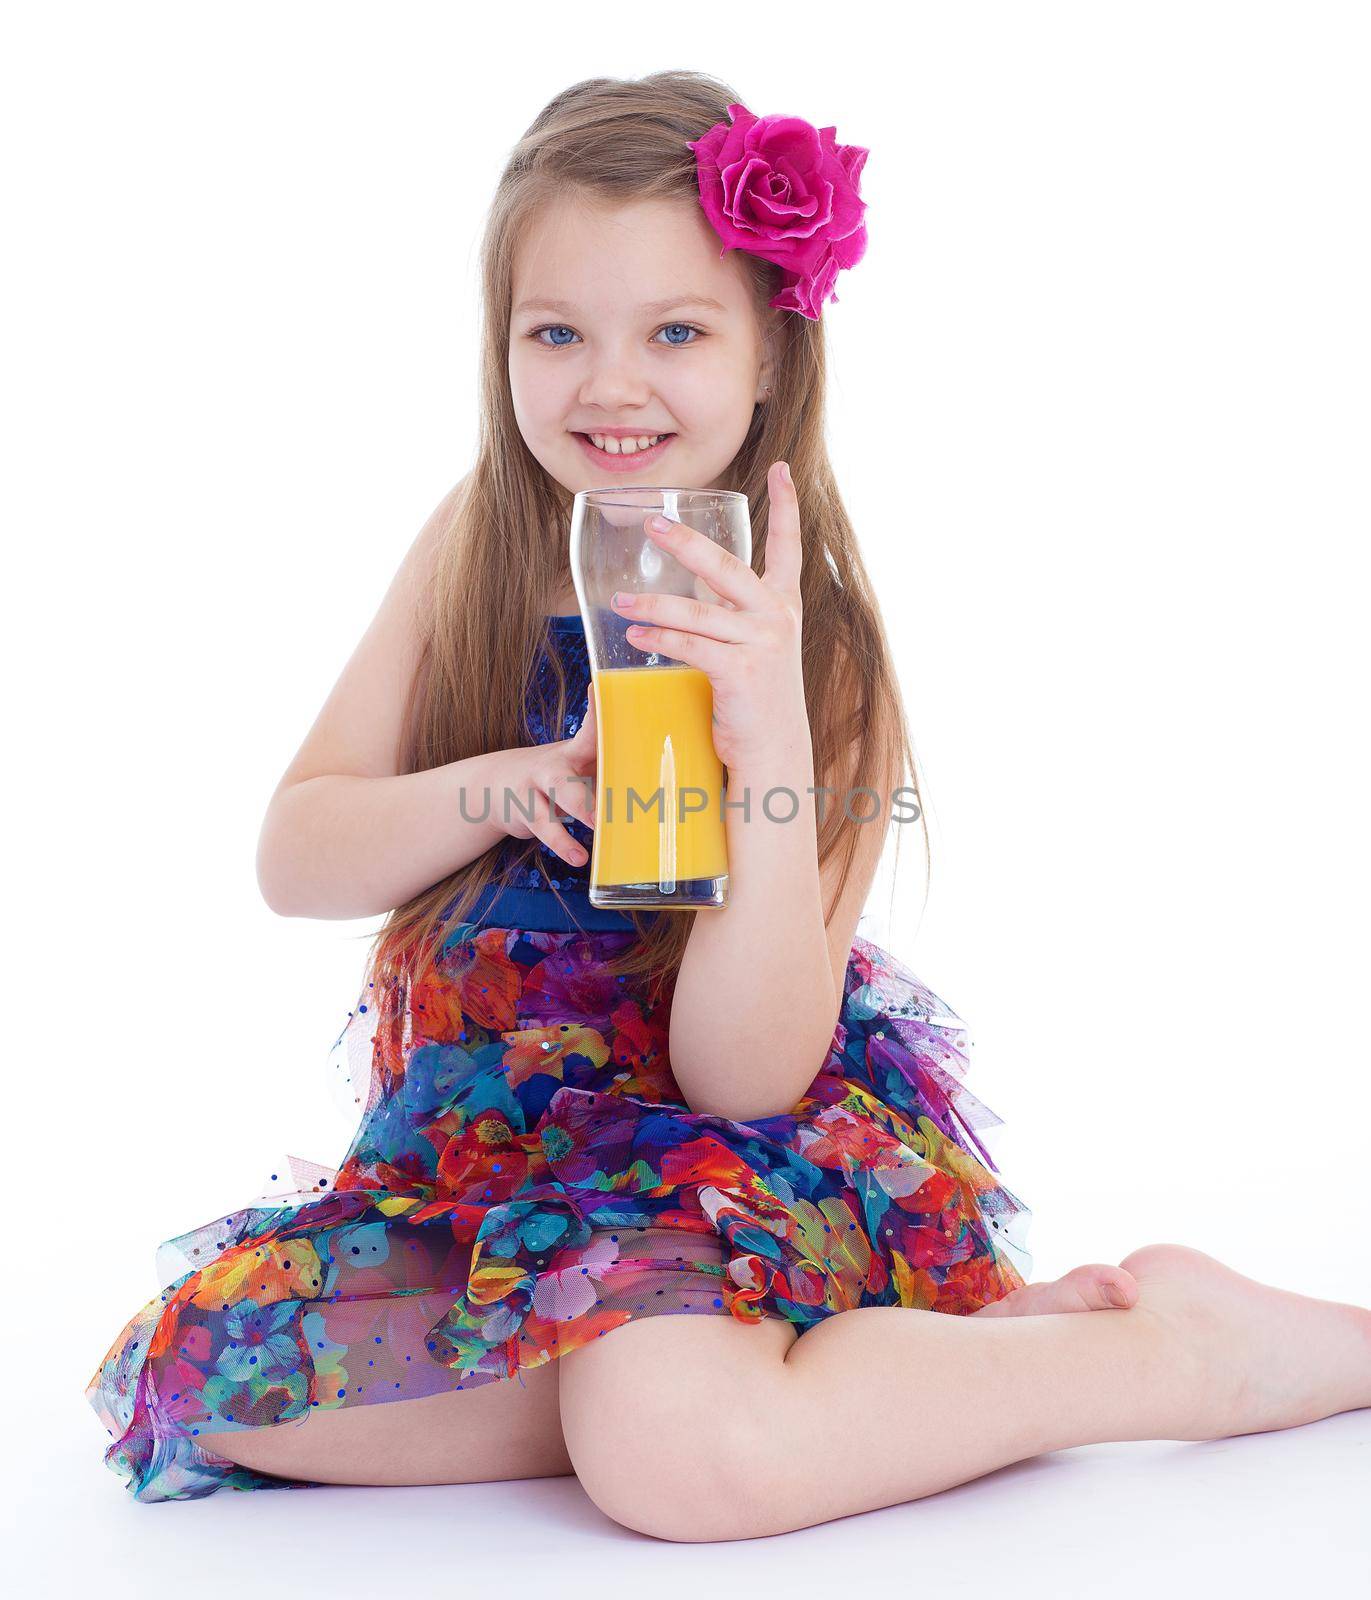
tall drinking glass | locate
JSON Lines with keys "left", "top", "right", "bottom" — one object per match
{"left": 570, "top": 486, "right": 751, "bottom": 911}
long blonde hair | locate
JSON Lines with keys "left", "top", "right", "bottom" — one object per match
{"left": 362, "top": 69, "right": 926, "bottom": 1004}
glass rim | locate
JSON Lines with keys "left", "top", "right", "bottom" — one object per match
{"left": 573, "top": 485, "right": 747, "bottom": 508}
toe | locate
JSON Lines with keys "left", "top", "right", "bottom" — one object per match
{"left": 1068, "top": 1264, "right": 1139, "bottom": 1310}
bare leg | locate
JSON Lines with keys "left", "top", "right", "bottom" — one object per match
{"left": 200, "top": 1283, "right": 574, "bottom": 1487}
{"left": 200, "top": 1357, "right": 575, "bottom": 1487}
{"left": 772, "top": 1244, "right": 1370, "bottom": 1524}
{"left": 558, "top": 1243, "right": 1371, "bottom": 1541}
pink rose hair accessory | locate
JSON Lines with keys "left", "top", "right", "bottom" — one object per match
{"left": 686, "top": 101, "right": 869, "bottom": 320}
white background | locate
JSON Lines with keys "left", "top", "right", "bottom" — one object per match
{"left": 5, "top": 1, "right": 1367, "bottom": 1592}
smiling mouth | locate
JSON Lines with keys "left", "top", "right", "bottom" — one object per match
{"left": 574, "top": 432, "right": 675, "bottom": 456}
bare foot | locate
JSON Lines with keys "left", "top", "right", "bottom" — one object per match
{"left": 1117, "top": 1241, "right": 1371, "bottom": 1439}
{"left": 973, "top": 1262, "right": 1140, "bottom": 1318}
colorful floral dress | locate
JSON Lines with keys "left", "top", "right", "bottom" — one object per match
{"left": 86, "top": 612, "right": 1034, "bottom": 1502}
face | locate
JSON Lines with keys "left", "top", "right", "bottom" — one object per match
{"left": 508, "top": 193, "right": 773, "bottom": 496}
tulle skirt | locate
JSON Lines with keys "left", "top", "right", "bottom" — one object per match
{"left": 86, "top": 921, "right": 1033, "bottom": 1501}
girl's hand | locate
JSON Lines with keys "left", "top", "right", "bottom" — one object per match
{"left": 498, "top": 690, "right": 598, "bottom": 866}
{"left": 610, "top": 461, "right": 807, "bottom": 772}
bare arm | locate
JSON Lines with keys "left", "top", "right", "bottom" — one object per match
{"left": 255, "top": 480, "right": 592, "bottom": 920}
{"left": 256, "top": 757, "right": 516, "bottom": 921}
{"left": 668, "top": 718, "right": 897, "bottom": 1122}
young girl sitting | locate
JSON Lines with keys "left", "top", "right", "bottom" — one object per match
{"left": 87, "top": 69, "right": 1370, "bottom": 1536}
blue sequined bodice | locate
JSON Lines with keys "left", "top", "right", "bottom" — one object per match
{"left": 462, "top": 613, "right": 635, "bottom": 933}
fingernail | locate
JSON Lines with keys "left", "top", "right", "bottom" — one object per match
{"left": 647, "top": 514, "right": 671, "bottom": 534}
{"left": 781, "top": 462, "right": 792, "bottom": 483}
{"left": 1104, "top": 1283, "right": 1128, "bottom": 1308}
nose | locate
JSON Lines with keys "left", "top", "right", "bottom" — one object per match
{"left": 578, "top": 341, "right": 652, "bottom": 412}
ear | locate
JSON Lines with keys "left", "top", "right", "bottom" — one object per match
{"left": 754, "top": 309, "right": 782, "bottom": 405}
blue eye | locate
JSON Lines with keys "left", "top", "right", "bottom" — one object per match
{"left": 655, "top": 322, "right": 702, "bottom": 346}
{"left": 526, "top": 321, "right": 705, "bottom": 349}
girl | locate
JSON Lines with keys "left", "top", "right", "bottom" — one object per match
{"left": 86, "top": 70, "right": 1369, "bottom": 1535}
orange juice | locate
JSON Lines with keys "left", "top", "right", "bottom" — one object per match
{"left": 590, "top": 664, "right": 727, "bottom": 892}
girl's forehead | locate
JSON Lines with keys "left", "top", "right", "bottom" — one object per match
{"left": 511, "top": 194, "right": 752, "bottom": 311}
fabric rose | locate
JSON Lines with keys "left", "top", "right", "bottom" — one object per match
{"left": 686, "top": 101, "right": 869, "bottom": 319}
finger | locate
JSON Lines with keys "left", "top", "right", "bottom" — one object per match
{"left": 531, "top": 756, "right": 594, "bottom": 831}
{"left": 623, "top": 620, "right": 728, "bottom": 675}
{"left": 557, "top": 702, "right": 598, "bottom": 827}
{"left": 565, "top": 718, "right": 598, "bottom": 815}
{"left": 760, "top": 461, "right": 803, "bottom": 598}
{"left": 528, "top": 787, "right": 589, "bottom": 866}
{"left": 612, "top": 589, "right": 750, "bottom": 643}
{"left": 644, "top": 512, "right": 770, "bottom": 614}
{"left": 552, "top": 771, "right": 597, "bottom": 829}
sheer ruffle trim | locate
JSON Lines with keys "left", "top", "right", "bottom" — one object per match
{"left": 86, "top": 926, "right": 1032, "bottom": 1502}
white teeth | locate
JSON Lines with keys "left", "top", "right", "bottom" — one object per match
{"left": 587, "top": 433, "right": 665, "bottom": 454}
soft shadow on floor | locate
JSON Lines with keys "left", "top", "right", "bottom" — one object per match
{"left": 25, "top": 1400, "right": 1370, "bottom": 1597}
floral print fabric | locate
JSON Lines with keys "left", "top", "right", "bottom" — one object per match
{"left": 86, "top": 918, "right": 1033, "bottom": 1502}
